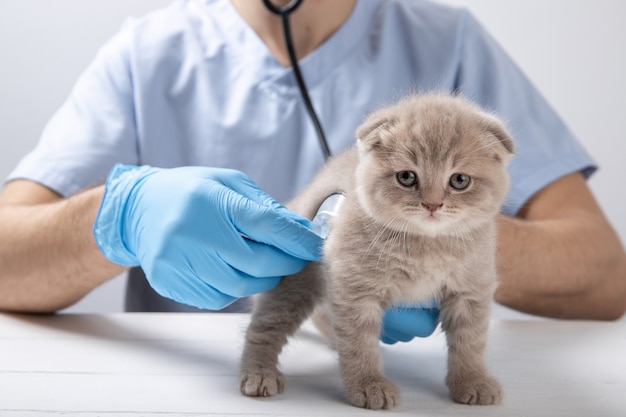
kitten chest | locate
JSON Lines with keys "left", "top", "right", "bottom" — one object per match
{"left": 328, "top": 227, "right": 487, "bottom": 305}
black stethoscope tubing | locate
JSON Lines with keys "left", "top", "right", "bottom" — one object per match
{"left": 262, "top": 0, "right": 332, "bottom": 161}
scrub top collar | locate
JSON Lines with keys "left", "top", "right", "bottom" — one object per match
{"left": 199, "top": 0, "right": 379, "bottom": 96}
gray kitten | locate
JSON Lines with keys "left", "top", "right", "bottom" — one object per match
{"left": 239, "top": 93, "right": 514, "bottom": 409}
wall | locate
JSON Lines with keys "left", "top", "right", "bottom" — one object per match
{"left": 1, "top": 0, "right": 624, "bottom": 314}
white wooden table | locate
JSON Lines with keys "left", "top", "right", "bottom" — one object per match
{"left": 0, "top": 313, "right": 624, "bottom": 416}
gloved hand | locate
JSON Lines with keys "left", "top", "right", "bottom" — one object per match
{"left": 380, "top": 302, "right": 440, "bottom": 344}
{"left": 93, "top": 164, "right": 323, "bottom": 310}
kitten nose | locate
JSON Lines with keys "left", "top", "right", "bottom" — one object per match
{"left": 422, "top": 202, "right": 443, "bottom": 213}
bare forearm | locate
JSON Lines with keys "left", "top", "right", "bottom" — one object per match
{"left": 495, "top": 214, "right": 626, "bottom": 320}
{"left": 0, "top": 186, "right": 125, "bottom": 313}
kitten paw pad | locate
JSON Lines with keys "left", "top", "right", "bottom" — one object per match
{"left": 239, "top": 370, "right": 285, "bottom": 397}
{"left": 448, "top": 375, "right": 502, "bottom": 405}
{"left": 346, "top": 375, "right": 400, "bottom": 410}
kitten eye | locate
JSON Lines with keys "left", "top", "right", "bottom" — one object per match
{"left": 449, "top": 173, "right": 471, "bottom": 190}
{"left": 396, "top": 171, "right": 418, "bottom": 187}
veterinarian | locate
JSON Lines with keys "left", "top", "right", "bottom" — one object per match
{"left": 1, "top": 0, "right": 624, "bottom": 341}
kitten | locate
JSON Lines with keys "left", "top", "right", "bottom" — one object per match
{"left": 239, "top": 93, "right": 514, "bottom": 409}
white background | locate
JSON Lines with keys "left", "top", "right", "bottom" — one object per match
{"left": 1, "top": 0, "right": 624, "bottom": 315}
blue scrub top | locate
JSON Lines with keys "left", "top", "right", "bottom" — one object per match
{"left": 5, "top": 0, "right": 595, "bottom": 311}
{"left": 7, "top": 0, "right": 595, "bottom": 214}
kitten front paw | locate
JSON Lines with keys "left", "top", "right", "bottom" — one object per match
{"left": 345, "top": 375, "right": 400, "bottom": 410}
{"left": 239, "top": 369, "right": 285, "bottom": 397}
{"left": 447, "top": 373, "right": 502, "bottom": 405}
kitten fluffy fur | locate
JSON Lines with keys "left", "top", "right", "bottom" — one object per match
{"left": 239, "top": 93, "right": 514, "bottom": 409}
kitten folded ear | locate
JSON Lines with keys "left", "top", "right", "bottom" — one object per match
{"left": 480, "top": 112, "right": 515, "bottom": 155}
{"left": 355, "top": 109, "right": 398, "bottom": 151}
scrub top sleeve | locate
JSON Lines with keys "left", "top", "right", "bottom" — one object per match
{"left": 5, "top": 20, "right": 140, "bottom": 197}
{"left": 453, "top": 11, "right": 597, "bottom": 216}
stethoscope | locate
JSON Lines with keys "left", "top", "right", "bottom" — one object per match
{"left": 262, "top": 0, "right": 332, "bottom": 161}
{"left": 263, "top": 0, "right": 344, "bottom": 237}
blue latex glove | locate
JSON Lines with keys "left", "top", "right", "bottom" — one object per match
{"left": 93, "top": 164, "right": 323, "bottom": 310}
{"left": 380, "top": 302, "right": 440, "bottom": 344}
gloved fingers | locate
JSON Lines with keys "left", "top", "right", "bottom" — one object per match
{"left": 171, "top": 247, "right": 283, "bottom": 298}
{"left": 146, "top": 264, "right": 239, "bottom": 310}
{"left": 219, "top": 236, "right": 311, "bottom": 278}
{"left": 380, "top": 327, "right": 413, "bottom": 345}
{"left": 227, "top": 191, "right": 323, "bottom": 262}
{"left": 216, "top": 274, "right": 282, "bottom": 299}
{"left": 381, "top": 306, "right": 440, "bottom": 343}
{"left": 221, "top": 170, "right": 313, "bottom": 227}
{"left": 188, "top": 256, "right": 283, "bottom": 298}
{"left": 178, "top": 288, "right": 238, "bottom": 311}
{"left": 147, "top": 260, "right": 280, "bottom": 308}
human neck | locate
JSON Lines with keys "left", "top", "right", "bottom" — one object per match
{"left": 231, "top": 0, "right": 356, "bottom": 67}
